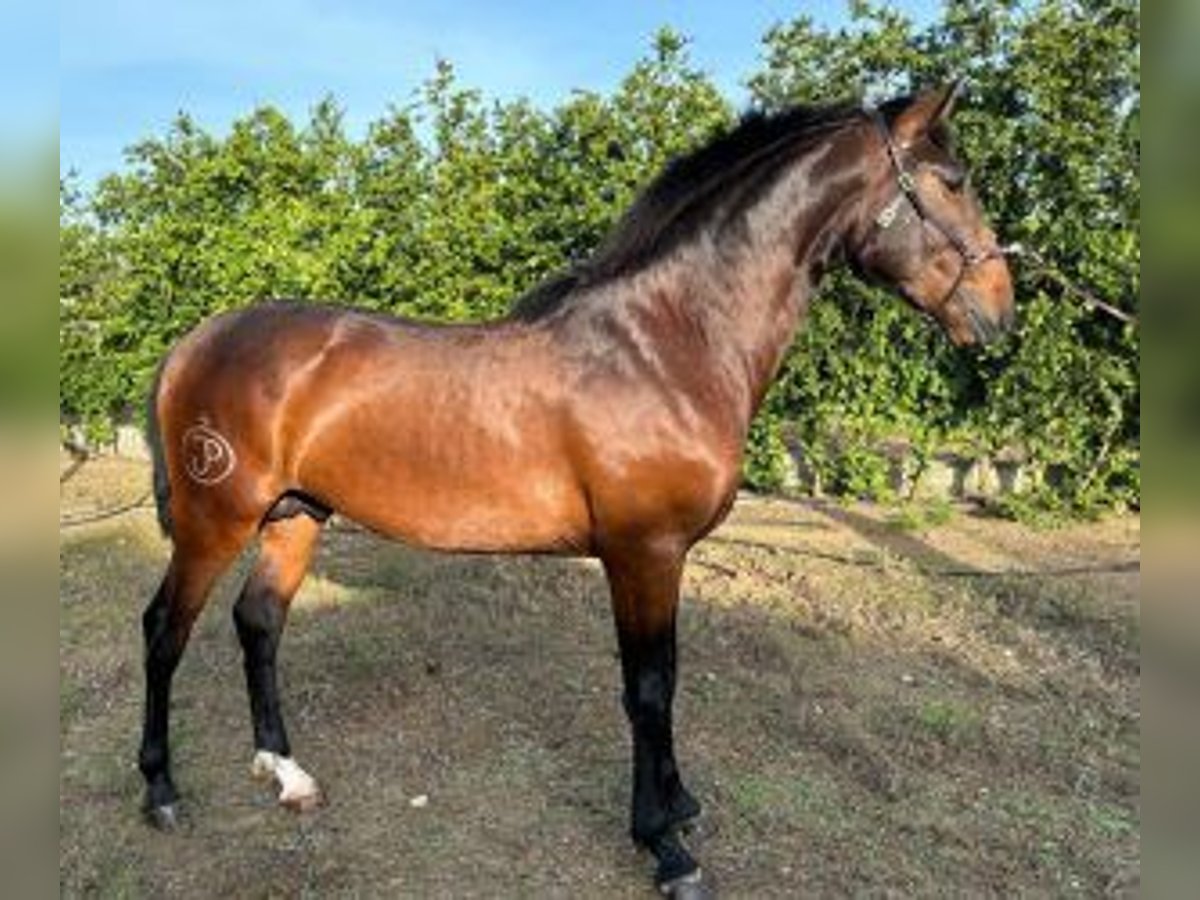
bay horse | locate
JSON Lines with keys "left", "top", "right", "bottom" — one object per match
{"left": 139, "top": 84, "right": 1013, "bottom": 896}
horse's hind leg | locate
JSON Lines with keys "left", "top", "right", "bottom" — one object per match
{"left": 234, "top": 513, "right": 323, "bottom": 811}
{"left": 139, "top": 526, "right": 253, "bottom": 829}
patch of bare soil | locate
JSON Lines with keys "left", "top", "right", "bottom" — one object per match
{"left": 60, "top": 460, "right": 1139, "bottom": 897}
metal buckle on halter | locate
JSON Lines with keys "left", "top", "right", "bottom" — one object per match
{"left": 867, "top": 105, "right": 917, "bottom": 232}
{"left": 875, "top": 195, "right": 906, "bottom": 229}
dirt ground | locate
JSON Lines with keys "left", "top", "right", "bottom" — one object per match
{"left": 60, "top": 457, "right": 1139, "bottom": 897}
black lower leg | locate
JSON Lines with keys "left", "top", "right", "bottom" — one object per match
{"left": 139, "top": 583, "right": 183, "bottom": 813}
{"left": 621, "top": 627, "right": 700, "bottom": 885}
{"left": 658, "top": 631, "right": 700, "bottom": 827}
{"left": 233, "top": 580, "right": 290, "bottom": 756}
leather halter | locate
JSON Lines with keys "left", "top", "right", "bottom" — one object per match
{"left": 865, "top": 107, "right": 1005, "bottom": 308}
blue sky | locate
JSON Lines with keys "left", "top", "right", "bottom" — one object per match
{"left": 59, "top": 1, "right": 938, "bottom": 186}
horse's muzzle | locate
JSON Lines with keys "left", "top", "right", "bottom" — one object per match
{"left": 956, "top": 287, "right": 1015, "bottom": 346}
{"left": 967, "top": 303, "right": 1014, "bottom": 345}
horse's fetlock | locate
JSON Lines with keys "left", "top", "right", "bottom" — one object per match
{"left": 631, "top": 810, "right": 671, "bottom": 847}
{"left": 138, "top": 746, "right": 166, "bottom": 778}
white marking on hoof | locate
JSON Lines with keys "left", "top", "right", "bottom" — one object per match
{"left": 660, "top": 868, "right": 705, "bottom": 898}
{"left": 251, "top": 750, "right": 322, "bottom": 811}
{"left": 145, "top": 803, "right": 179, "bottom": 831}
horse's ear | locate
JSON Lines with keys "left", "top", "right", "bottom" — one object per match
{"left": 893, "top": 81, "right": 962, "bottom": 147}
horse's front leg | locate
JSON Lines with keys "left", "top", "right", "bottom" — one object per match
{"left": 602, "top": 541, "right": 706, "bottom": 898}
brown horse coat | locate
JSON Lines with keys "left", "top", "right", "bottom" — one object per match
{"left": 138, "top": 86, "right": 1014, "bottom": 895}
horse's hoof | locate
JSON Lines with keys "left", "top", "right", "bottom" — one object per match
{"left": 252, "top": 751, "right": 323, "bottom": 812}
{"left": 660, "top": 869, "right": 711, "bottom": 899}
{"left": 145, "top": 803, "right": 179, "bottom": 831}
{"left": 280, "top": 788, "right": 324, "bottom": 813}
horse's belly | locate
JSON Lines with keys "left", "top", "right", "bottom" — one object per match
{"left": 314, "top": 465, "right": 592, "bottom": 555}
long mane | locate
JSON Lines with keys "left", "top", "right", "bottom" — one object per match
{"left": 509, "top": 99, "right": 865, "bottom": 321}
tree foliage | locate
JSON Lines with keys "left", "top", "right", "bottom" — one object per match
{"left": 60, "top": 4, "right": 1140, "bottom": 514}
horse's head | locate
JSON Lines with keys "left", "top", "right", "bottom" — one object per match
{"left": 850, "top": 84, "right": 1015, "bottom": 346}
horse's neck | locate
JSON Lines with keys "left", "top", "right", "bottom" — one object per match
{"left": 672, "top": 142, "right": 865, "bottom": 428}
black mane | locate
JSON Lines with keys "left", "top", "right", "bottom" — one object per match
{"left": 510, "top": 99, "right": 865, "bottom": 321}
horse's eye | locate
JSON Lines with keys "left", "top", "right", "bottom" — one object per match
{"left": 927, "top": 161, "right": 966, "bottom": 193}
{"left": 941, "top": 166, "right": 967, "bottom": 192}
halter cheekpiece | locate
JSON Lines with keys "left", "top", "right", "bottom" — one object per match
{"left": 864, "top": 106, "right": 1004, "bottom": 305}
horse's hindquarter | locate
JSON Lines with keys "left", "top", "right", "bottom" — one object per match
{"left": 291, "top": 315, "right": 592, "bottom": 553}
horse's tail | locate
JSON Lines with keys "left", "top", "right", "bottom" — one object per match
{"left": 146, "top": 354, "right": 173, "bottom": 538}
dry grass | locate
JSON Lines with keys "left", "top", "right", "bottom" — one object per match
{"left": 60, "top": 458, "right": 1139, "bottom": 897}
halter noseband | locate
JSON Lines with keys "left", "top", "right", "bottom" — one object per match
{"left": 865, "top": 107, "right": 1004, "bottom": 307}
